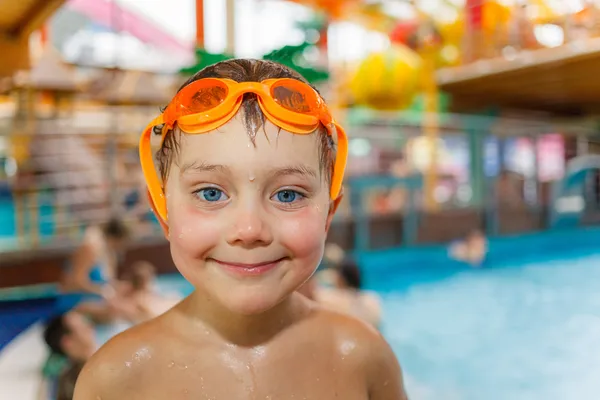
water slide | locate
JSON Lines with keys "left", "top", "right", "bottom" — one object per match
{"left": 66, "top": 0, "right": 193, "bottom": 58}
{"left": 0, "top": 0, "right": 192, "bottom": 77}
{"left": 550, "top": 154, "right": 600, "bottom": 229}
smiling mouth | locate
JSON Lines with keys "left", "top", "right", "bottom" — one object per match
{"left": 211, "top": 258, "right": 286, "bottom": 276}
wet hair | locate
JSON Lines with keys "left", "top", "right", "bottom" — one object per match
{"left": 155, "top": 59, "right": 336, "bottom": 188}
{"left": 43, "top": 315, "right": 70, "bottom": 356}
{"left": 102, "top": 217, "right": 129, "bottom": 240}
{"left": 338, "top": 258, "right": 361, "bottom": 290}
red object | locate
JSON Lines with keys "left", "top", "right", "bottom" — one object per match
{"left": 389, "top": 20, "right": 418, "bottom": 46}
{"left": 318, "top": 24, "right": 328, "bottom": 49}
{"left": 40, "top": 25, "right": 49, "bottom": 46}
{"left": 466, "top": 0, "right": 483, "bottom": 30}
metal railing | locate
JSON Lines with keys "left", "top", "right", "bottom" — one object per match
{"left": 0, "top": 104, "right": 164, "bottom": 253}
{"left": 1, "top": 104, "right": 599, "bottom": 254}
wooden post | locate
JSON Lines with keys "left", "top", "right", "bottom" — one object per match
{"left": 225, "top": 0, "right": 235, "bottom": 55}
{"left": 422, "top": 46, "right": 440, "bottom": 212}
{"left": 196, "top": 0, "right": 204, "bottom": 48}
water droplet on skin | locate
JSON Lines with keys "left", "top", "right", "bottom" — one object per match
{"left": 178, "top": 233, "right": 184, "bottom": 239}
{"left": 124, "top": 361, "right": 132, "bottom": 368}
{"left": 168, "top": 361, "right": 175, "bottom": 368}
{"left": 248, "top": 174, "right": 255, "bottom": 182}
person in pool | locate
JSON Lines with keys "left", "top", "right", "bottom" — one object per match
{"left": 449, "top": 229, "right": 488, "bottom": 267}
{"left": 58, "top": 218, "right": 130, "bottom": 320}
{"left": 74, "top": 59, "right": 407, "bottom": 399}
{"left": 110, "top": 261, "right": 182, "bottom": 323}
{"left": 317, "top": 258, "right": 383, "bottom": 329}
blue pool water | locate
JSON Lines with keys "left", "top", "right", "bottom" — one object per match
{"left": 108, "top": 251, "right": 600, "bottom": 400}
{"left": 378, "top": 253, "right": 600, "bottom": 400}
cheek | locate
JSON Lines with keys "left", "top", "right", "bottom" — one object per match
{"left": 277, "top": 206, "right": 328, "bottom": 259}
{"left": 167, "top": 200, "right": 220, "bottom": 258}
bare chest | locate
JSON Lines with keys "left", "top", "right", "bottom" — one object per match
{"left": 125, "top": 344, "right": 368, "bottom": 400}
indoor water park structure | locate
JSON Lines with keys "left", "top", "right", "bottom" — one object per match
{"left": 3, "top": 0, "right": 600, "bottom": 279}
{"left": 4, "top": 1, "right": 600, "bottom": 400}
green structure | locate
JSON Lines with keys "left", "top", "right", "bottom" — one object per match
{"left": 180, "top": 15, "right": 329, "bottom": 84}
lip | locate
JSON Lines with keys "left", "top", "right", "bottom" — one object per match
{"left": 212, "top": 258, "right": 285, "bottom": 277}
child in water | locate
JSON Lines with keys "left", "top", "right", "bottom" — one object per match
{"left": 74, "top": 59, "right": 407, "bottom": 399}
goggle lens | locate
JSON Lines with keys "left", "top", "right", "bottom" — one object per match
{"left": 271, "top": 82, "right": 316, "bottom": 114}
{"left": 179, "top": 82, "right": 229, "bottom": 114}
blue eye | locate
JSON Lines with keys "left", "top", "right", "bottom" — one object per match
{"left": 196, "top": 188, "right": 228, "bottom": 202}
{"left": 275, "top": 190, "right": 301, "bottom": 203}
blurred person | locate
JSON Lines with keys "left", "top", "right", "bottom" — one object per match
{"left": 297, "top": 242, "right": 346, "bottom": 297}
{"left": 43, "top": 312, "right": 96, "bottom": 400}
{"left": 449, "top": 229, "right": 488, "bottom": 267}
{"left": 316, "top": 258, "right": 383, "bottom": 329}
{"left": 57, "top": 218, "right": 130, "bottom": 321}
{"left": 111, "top": 261, "right": 181, "bottom": 322}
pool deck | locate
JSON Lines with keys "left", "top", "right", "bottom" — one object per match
{"left": 0, "top": 323, "right": 48, "bottom": 400}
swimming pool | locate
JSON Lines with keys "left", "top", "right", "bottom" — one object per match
{"left": 375, "top": 252, "right": 600, "bottom": 400}
{"left": 4, "top": 226, "right": 600, "bottom": 400}
{"left": 111, "top": 251, "right": 600, "bottom": 400}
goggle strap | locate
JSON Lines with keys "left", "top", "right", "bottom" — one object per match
{"left": 139, "top": 118, "right": 168, "bottom": 221}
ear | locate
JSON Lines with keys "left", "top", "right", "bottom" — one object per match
{"left": 325, "top": 191, "right": 344, "bottom": 234}
{"left": 147, "top": 189, "right": 169, "bottom": 239}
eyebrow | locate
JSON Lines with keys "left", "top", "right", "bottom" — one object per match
{"left": 271, "top": 165, "right": 318, "bottom": 180}
{"left": 180, "top": 161, "right": 229, "bottom": 176}
{"left": 179, "top": 161, "right": 317, "bottom": 180}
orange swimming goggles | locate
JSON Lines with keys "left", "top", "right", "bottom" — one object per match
{"left": 139, "top": 77, "right": 348, "bottom": 222}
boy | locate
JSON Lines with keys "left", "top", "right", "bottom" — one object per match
{"left": 75, "top": 59, "right": 407, "bottom": 399}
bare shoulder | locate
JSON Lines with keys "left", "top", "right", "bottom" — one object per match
{"left": 74, "top": 316, "right": 171, "bottom": 400}
{"left": 311, "top": 307, "right": 408, "bottom": 399}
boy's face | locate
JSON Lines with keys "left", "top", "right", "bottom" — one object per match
{"left": 164, "top": 116, "right": 333, "bottom": 315}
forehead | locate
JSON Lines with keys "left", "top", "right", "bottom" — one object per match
{"left": 176, "top": 115, "right": 321, "bottom": 171}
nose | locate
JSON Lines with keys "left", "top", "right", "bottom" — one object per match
{"left": 226, "top": 204, "right": 273, "bottom": 247}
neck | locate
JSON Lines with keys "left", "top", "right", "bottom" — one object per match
{"left": 180, "top": 290, "right": 309, "bottom": 347}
